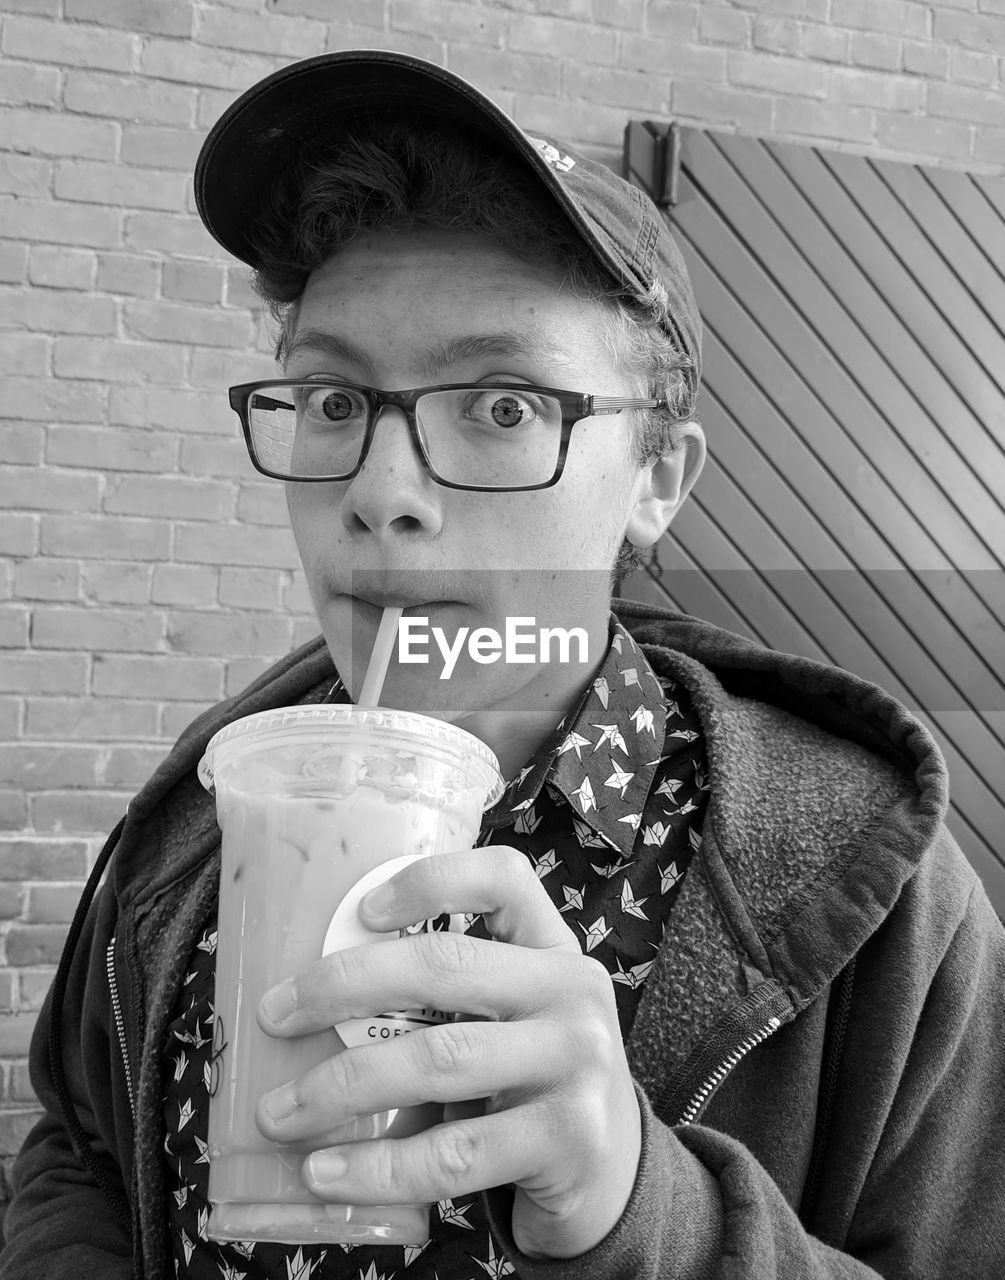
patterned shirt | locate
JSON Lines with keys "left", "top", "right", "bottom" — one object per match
{"left": 162, "top": 618, "right": 709, "bottom": 1278}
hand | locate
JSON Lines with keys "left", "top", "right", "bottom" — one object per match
{"left": 255, "top": 846, "right": 643, "bottom": 1259}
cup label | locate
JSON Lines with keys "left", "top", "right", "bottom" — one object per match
{"left": 321, "top": 854, "right": 454, "bottom": 1049}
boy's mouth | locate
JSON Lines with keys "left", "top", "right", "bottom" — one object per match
{"left": 350, "top": 592, "right": 454, "bottom": 613}
{"left": 345, "top": 570, "right": 474, "bottom": 615}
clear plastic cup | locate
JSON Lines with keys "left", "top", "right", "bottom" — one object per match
{"left": 197, "top": 704, "right": 504, "bottom": 1246}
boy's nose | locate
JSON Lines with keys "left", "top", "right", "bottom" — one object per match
{"left": 338, "top": 404, "right": 444, "bottom": 538}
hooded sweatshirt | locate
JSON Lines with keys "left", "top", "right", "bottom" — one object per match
{"left": 4, "top": 600, "right": 1004, "bottom": 1280}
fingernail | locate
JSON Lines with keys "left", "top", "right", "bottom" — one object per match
{"left": 307, "top": 1149, "right": 348, "bottom": 1186}
{"left": 360, "top": 882, "right": 395, "bottom": 918}
{"left": 262, "top": 1082, "right": 297, "bottom": 1124}
{"left": 260, "top": 979, "right": 296, "bottom": 1026}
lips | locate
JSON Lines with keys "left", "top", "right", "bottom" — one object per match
{"left": 353, "top": 590, "right": 444, "bottom": 610}
{"left": 342, "top": 593, "right": 460, "bottom": 628}
{"left": 344, "top": 569, "right": 473, "bottom": 613}
{"left": 354, "top": 596, "right": 451, "bottom": 617}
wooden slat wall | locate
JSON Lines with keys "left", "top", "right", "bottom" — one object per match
{"left": 623, "top": 128, "right": 1005, "bottom": 913}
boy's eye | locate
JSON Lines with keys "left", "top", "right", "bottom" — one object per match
{"left": 298, "top": 385, "right": 367, "bottom": 424}
{"left": 485, "top": 393, "right": 528, "bottom": 427}
{"left": 313, "top": 390, "right": 353, "bottom": 420}
{"left": 463, "top": 389, "right": 542, "bottom": 429}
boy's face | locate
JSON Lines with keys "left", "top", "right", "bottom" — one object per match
{"left": 284, "top": 227, "right": 693, "bottom": 722}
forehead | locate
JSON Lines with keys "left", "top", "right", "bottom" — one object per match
{"left": 284, "top": 326, "right": 576, "bottom": 382}
{"left": 302, "top": 227, "right": 565, "bottom": 304}
{"left": 288, "top": 228, "right": 625, "bottom": 380}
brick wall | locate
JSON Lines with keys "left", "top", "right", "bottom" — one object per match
{"left": 1, "top": 0, "right": 1003, "bottom": 1224}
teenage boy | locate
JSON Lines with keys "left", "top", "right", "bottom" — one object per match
{"left": 4, "top": 52, "right": 1004, "bottom": 1280}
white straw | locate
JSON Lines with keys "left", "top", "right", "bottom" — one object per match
{"left": 357, "top": 606, "right": 403, "bottom": 706}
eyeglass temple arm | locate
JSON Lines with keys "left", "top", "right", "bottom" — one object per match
{"left": 589, "top": 396, "right": 662, "bottom": 414}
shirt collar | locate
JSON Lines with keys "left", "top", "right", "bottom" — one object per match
{"left": 324, "top": 615, "right": 668, "bottom": 855}
{"left": 483, "top": 616, "right": 668, "bottom": 854}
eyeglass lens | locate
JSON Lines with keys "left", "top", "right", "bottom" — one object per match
{"left": 246, "top": 385, "right": 564, "bottom": 487}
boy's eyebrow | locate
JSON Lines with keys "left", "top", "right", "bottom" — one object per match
{"left": 283, "top": 327, "right": 573, "bottom": 378}
{"left": 283, "top": 329, "right": 376, "bottom": 375}
{"left": 423, "top": 331, "right": 574, "bottom": 373}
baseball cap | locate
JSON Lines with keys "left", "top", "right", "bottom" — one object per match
{"left": 194, "top": 50, "right": 701, "bottom": 392}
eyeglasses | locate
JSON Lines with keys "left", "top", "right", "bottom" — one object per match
{"left": 228, "top": 379, "right": 662, "bottom": 492}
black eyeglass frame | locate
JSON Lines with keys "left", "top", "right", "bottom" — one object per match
{"left": 228, "top": 379, "right": 662, "bottom": 492}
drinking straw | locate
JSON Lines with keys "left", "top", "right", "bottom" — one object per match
{"left": 357, "top": 606, "right": 403, "bottom": 706}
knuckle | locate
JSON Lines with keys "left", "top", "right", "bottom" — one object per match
{"left": 578, "top": 953, "right": 615, "bottom": 1004}
{"left": 591, "top": 1021, "right": 620, "bottom": 1073}
{"left": 428, "top": 1122, "right": 481, "bottom": 1184}
{"left": 423, "top": 929, "right": 475, "bottom": 984}
{"left": 495, "top": 842, "right": 532, "bottom": 879}
{"left": 395, "top": 854, "right": 446, "bottom": 910}
{"left": 556, "top": 998, "right": 620, "bottom": 1079}
{"left": 560, "top": 1021, "right": 603, "bottom": 1085}
{"left": 326, "top": 946, "right": 360, "bottom": 992}
{"left": 500, "top": 845, "right": 542, "bottom": 898}
{"left": 422, "top": 1021, "right": 480, "bottom": 1079}
{"left": 368, "top": 1141, "right": 400, "bottom": 1200}
{"left": 423, "top": 852, "right": 458, "bottom": 894}
{"left": 322, "top": 1046, "right": 354, "bottom": 1096}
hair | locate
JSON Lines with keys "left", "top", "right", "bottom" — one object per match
{"left": 249, "top": 118, "right": 698, "bottom": 586}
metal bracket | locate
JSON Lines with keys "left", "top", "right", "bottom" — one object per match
{"left": 623, "top": 119, "right": 681, "bottom": 208}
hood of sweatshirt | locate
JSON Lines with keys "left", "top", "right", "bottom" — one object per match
{"left": 110, "top": 598, "right": 947, "bottom": 1128}
{"left": 616, "top": 600, "right": 946, "bottom": 1121}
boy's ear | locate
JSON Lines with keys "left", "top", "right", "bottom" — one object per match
{"left": 624, "top": 423, "right": 706, "bottom": 549}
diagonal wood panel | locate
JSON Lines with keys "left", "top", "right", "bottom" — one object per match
{"left": 623, "top": 127, "right": 1005, "bottom": 912}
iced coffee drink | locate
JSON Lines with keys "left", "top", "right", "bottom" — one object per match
{"left": 198, "top": 705, "right": 503, "bottom": 1245}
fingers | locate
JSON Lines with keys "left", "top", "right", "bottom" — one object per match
{"left": 258, "top": 845, "right": 586, "bottom": 1035}
{"left": 256, "top": 1018, "right": 568, "bottom": 1143}
{"left": 258, "top": 929, "right": 605, "bottom": 1036}
{"left": 300, "top": 1104, "right": 548, "bottom": 1207}
{"left": 298, "top": 1082, "right": 642, "bottom": 1260}
{"left": 249, "top": 842, "right": 641, "bottom": 1259}
{"left": 357, "top": 845, "right": 581, "bottom": 953}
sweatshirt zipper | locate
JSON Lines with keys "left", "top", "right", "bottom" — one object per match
{"left": 676, "top": 1014, "right": 783, "bottom": 1125}
{"left": 106, "top": 935, "right": 136, "bottom": 1121}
